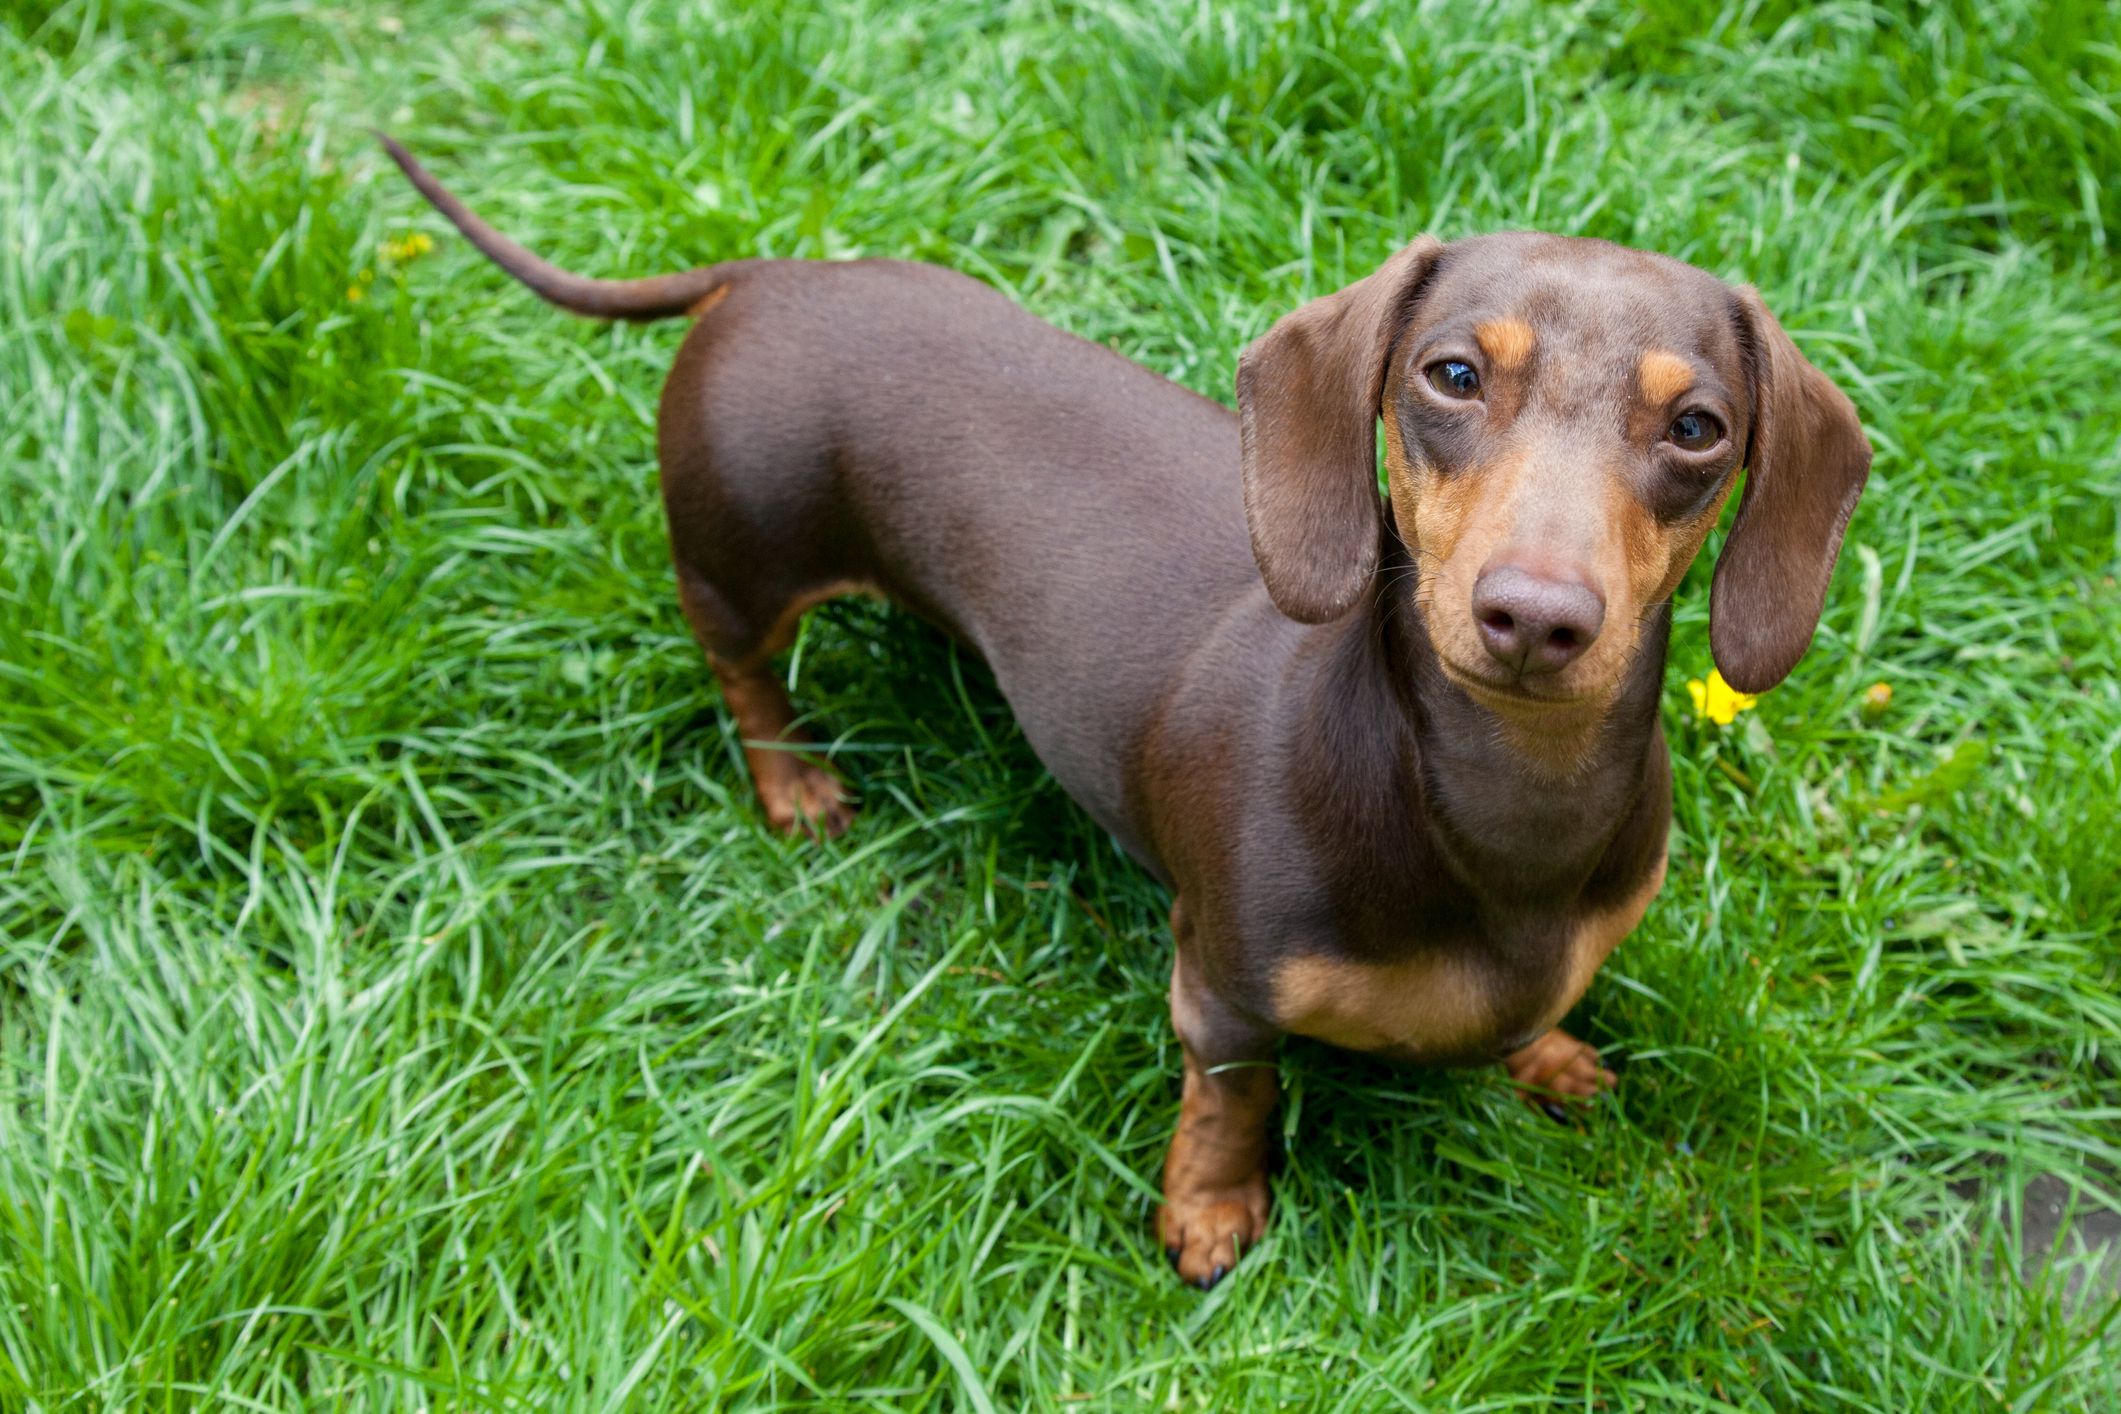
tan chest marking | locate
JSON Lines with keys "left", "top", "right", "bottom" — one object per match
{"left": 1272, "top": 851, "right": 1669, "bottom": 1056}
{"left": 1271, "top": 949, "right": 1495, "bottom": 1057}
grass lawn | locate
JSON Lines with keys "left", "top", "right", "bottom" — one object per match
{"left": 5, "top": 0, "right": 2121, "bottom": 1406}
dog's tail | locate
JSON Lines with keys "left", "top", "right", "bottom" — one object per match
{"left": 377, "top": 133, "right": 731, "bottom": 322}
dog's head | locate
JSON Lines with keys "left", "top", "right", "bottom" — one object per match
{"left": 1236, "top": 233, "right": 1871, "bottom": 706}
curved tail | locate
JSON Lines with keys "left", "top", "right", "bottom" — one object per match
{"left": 376, "top": 133, "right": 731, "bottom": 321}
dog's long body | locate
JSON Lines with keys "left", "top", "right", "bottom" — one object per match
{"left": 385, "top": 137, "right": 1870, "bottom": 1287}
{"left": 657, "top": 256, "right": 1255, "bottom": 863}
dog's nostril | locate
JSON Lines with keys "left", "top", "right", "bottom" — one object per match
{"left": 1548, "top": 627, "right": 1577, "bottom": 650}
{"left": 1481, "top": 610, "right": 1516, "bottom": 635}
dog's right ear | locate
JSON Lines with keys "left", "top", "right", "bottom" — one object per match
{"left": 1236, "top": 236, "right": 1445, "bottom": 624}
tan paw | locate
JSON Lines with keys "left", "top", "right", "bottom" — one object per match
{"left": 1503, "top": 1027, "right": 1616, "bottom": 1119}
{"left": 1158, "top": 1172, "right": 1269, "bottom": 1289}
{"left": 761, "top": 762, "right": 856, "bottom": 839}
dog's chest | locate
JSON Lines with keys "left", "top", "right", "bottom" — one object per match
{"left": 1268, "top": 853, "right": 1665, "bottom": 1061}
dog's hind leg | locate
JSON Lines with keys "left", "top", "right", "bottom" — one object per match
{"left": 677, "top": 568, "right": 857, "bottom": 839}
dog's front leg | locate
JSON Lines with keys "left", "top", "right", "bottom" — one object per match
{"left": 1157, "top": 902, "right": 1276, "bottom": 1289}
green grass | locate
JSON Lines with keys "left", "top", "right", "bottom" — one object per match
{"left": 4, "top": 0, "right": 2120, "bottom": 1406}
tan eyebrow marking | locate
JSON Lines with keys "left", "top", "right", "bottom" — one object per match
{"left": 1638, "top": 350, "right": 1694, "bottom": 405}
{"left": 1474, "top": 318, "right": 1535, "bottom": 369}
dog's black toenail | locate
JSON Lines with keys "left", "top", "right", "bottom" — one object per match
{"left": 1542, "top": 1100, "right": 1569, "bottom": 1122}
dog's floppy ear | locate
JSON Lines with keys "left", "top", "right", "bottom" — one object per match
{"left": 1709, "top": 287, "right": 1873, "bottom": 693}
{"left": 1236, "top": 236, "right": 1445, "bottom": 624}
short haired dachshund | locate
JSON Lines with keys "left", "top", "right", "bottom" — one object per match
{"left": 384, "top": 136, "right": 1871, "bottom": 1289}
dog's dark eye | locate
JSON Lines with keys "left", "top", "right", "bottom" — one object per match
{"left": 1428, "top": 361, "right": 1481, "bottom": 399}
{"left": 1667, "top": 411, "right": 1722, "bottom": 451}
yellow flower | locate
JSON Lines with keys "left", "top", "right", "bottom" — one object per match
{"left": 1686, "top": 668, "right": 1758, "bottom": 726}
{"left": 1862, "top": 681, "right": 1892, "bottom": 717}
{"left": 346, "top": 284, "right": 364, "bottom": 302}
{"left": 382, "top": 231, "right": 435, "bottom": 263}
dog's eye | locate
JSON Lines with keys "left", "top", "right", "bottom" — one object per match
{"left": 1428, "top": 361, "right": 1481, "bottom": 399}
{"left": 1667, "top": 411, "right": 1722, "bottom": 451}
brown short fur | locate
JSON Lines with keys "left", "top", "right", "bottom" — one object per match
{"left": 384, "top": 136, "right": 1873, "bottom": 1289}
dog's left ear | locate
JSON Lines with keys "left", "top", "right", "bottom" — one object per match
{"left": 1236, "top": 236, "right": 1445, "bottom": 624}
{"left": 1709, "top": 287, "right": 1873, "bottom": 693}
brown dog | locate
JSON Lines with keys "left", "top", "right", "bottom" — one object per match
{"left": 384, "top": 137, "right": 1871, "bottom": 1288}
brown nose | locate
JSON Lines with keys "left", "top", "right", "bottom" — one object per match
{"left": 1471, "top": 562, "right": 1605, "bottom": 675}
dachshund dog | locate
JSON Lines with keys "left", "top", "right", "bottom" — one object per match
{"left": 384, "top": 136, "right": 1870, "bottom": 1287}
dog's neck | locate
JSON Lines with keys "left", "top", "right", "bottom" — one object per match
{"left": 1307, "top": 544, "right": 1669, "bottom": 908}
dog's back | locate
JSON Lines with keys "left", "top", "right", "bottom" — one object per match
{"left": 382, "top": 136, "right": 1281, "bottom": 852}
{"left": 656, "top": 256, "right": 1257, "bottom": 859}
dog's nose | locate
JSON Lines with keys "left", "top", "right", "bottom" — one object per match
{"left": 1471, "top": 562, "right": 1605, "bottom": 675}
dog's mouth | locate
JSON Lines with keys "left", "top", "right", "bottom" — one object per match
{"left": 1435, "top": 655, "right": 1592, "bottom": 710}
